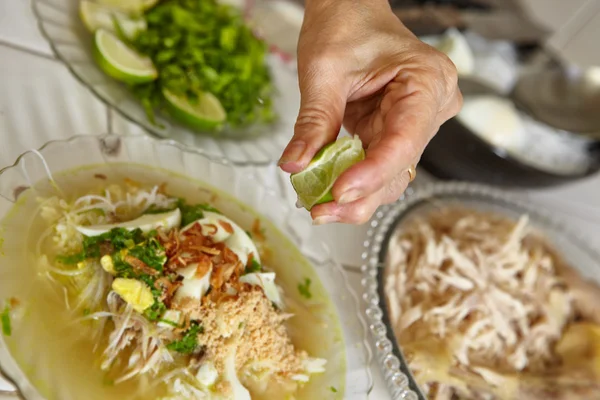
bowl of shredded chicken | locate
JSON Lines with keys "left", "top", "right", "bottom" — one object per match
{"left": 363, "top": 183, "right": 600, "bottom": 400}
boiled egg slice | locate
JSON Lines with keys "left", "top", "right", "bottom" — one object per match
{"left": 239, "top": 272, "right": 283, "bottom": 309}
{"left": 173, "top": 263, "right": 212, "bottom": 302}
{"left": 76, "top": 208, "right": 181, "bottom": 237}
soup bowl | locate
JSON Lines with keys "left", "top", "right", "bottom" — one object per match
{"left": 0, "top": 135, "right": 372, "bottom": 399}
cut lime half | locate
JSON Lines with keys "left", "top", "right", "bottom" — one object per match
{"left": 162, "top": 88, "right": 227, "bottom": 131}
{"left": 96, "top": 0, "right": 159, "bottom": 13}
{"left": 93, "top": 29, "right": 158, "bottom": 84}
{"left": 80, "top": 0, "right": 147, "bottom": 39}
{"left": 291, "top": 136, "right": 365, "bottom": 210}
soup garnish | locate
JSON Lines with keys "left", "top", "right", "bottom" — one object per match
{"left": 10, "top": 179, "right": 327, "bottom": 399}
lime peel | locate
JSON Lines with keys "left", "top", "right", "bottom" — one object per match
{"left": 80, "top": 1, "right": 147, "bottom": 39}
{"left": 96, "top": 0, "right": 159, "bottom": 13}
{"left": 291, "top": 135, "right": 365, "bottom": 211}
{"left": 93, "top": 29, "right": 158, "bottom": 84}
{"left": 162, "top": 88, "right": 227, "bottom": 131}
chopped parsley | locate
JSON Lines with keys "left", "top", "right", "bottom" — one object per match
{"left": 128, "top": 238, "right": 166, "bottom": 273}
{"left": 145, "top": 300, "right": 167, "bottom": 322}
{"left": 330, "top": 386, "right": 338, "bottom": 393}
{"left": 95, "top": 235, "right": 170, "bottom": 322}
{"left": 179, "top": 201, "right": 221, "bottom": 226}
{"left": 144, "top": 198, "right": 221, "bottom": 227}
{"left": 1, "top": 305, "right": 11, "bottom": 336}
{"left": 244, "top": 258, "right": 262, "bottom": 274}
{"left": 167, "top": 322, "right": 204, "bottom": 354}
{"left": 56, "top": 228, "right": 145, "bottom": 264}
{"left": 298, "top": 278, "right": 312, "bottom": 299}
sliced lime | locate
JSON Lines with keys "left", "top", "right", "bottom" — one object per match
{"left": 291, "top": 136, "right": 365, "bottom": 210}
{"left": 80, "top": 0, "right": 147, "bottom": 39}
{"left": 95, "top": 0, "right": 159, "bottom": 13}
{"left": 162, "top": 88, "right": 227, "bottom": 131}
{"left": 93, "top": 29, "right": 157, "bottom": 84}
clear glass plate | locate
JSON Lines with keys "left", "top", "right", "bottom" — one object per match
{"left": 361, "top": 182, "right": 600, "bottom": 400}
{"left": 0, "top": 135, "right": 372, "bottom": 399}
{"left": 31, "top": 0, "right": 305, "bottom": 165}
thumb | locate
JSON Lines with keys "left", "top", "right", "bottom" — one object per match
{"left": 278, "top": 62, "right": 348, "bottom": 173}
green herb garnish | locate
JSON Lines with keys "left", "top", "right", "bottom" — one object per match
{"left": 145, "top": 300, "right": 167, "bottom": 322}
{"left": 1, "top": 305, "right": 11, "bottom": 336}
{"left": 298, "top": 278, "right": 312, "bottom": 299}
{"left": 131, "top": 0, "right": 275, "bottom": 128}
{"left": 330, "top": 386, "right": 338, "bottom": 393}
{"left": 167, "top": 321, "right": 204, "bottom": 354}
{"left": 107, "top": 238, "right": 169, "bottom": 322}
{"left": 128, "top": 238, "right": 166, "bottom": 273}
{"left": 57, "top": 228, "right": 146, "bottom": 264}
{"left": 244, "top": 258, "right": 262, "bottom": 274}
{"left": 179, "top": 200, "right": 221, "bottom": 226}
{"left": 144, "top": 199, "right": 221, "bottom": 227}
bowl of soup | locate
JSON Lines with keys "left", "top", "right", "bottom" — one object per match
{"left": 0, "top": 135, "right": 371, "bottom": 399}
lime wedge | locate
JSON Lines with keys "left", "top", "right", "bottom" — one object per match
{"left": 95, "top": 0, "right": 159, "bottom": 13}
{"left": 93, "top": 29, "right": 157, "bottom": 84}
{"left": 162, "top": 88, "right": 227, "bottom": 131}
{"left": 80, "top": 1, "right": 147, "bottom": 39}
{"left": 291, "top": 136, "right": 365, "bottom": 210}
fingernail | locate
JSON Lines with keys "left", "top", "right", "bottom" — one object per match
{"left": 278, "top": 141, "right": 306, "bottom": 165}
{"left": 338, "top": 188, "right": 363, "bottom": 205}
{"left": 312, "top": 215, "right": 340, "bottom": 226}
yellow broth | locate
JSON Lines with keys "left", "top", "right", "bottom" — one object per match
{"left": 0, "top": 163, "right": 346, "bottom": 400}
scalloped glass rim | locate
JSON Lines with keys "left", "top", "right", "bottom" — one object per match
{"left": 0, "top": 134, "right": 372, "bottom": 399}
{"left": 361, "top": 181, "right": 600, "bottom": 400}
{"left": 31, "top": 0, "right": 302, "bottom": 166}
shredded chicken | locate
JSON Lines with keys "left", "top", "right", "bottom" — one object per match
{"left": 384, "top": 207, "right": 600, "bottom": 399}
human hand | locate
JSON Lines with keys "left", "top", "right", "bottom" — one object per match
{"left": 278, "top": 0, "right": 462, "bottom": 225}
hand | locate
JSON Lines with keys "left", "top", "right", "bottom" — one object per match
{"left": 278, "top": 0, "right": 462, "bottom": 225}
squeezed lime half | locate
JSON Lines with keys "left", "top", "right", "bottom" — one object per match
{"left": 291, "top": 136, "right": 365, "bottom": 210}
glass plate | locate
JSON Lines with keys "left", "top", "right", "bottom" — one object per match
{"left": 0, "top": 135, "right": 372, "bottom": 399}
{"left": 32, "top": 0, "right": 305, "bottom": 165}
{"left": 361, "top": 182, "right": 600, "bottom": 400}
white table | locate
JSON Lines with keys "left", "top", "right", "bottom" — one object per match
{"left": 0, "top": 1, "right": 599, "bottom": 399}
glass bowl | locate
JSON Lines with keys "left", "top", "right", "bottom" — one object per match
{"left": 31, "top": 0, "right": 305, "bottom": 165}
{"left": 361, "top": 182, "right": 600, "bottom": 400}
{"left": 0, "top": 135, "right": 372, "bottom": 399}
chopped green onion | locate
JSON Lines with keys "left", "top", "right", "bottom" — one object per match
{"left": 298, "top": 278, "right": 312, "bottom": 299}
{"left": 1, "top": 305, "right": 11, "bottom": 336}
